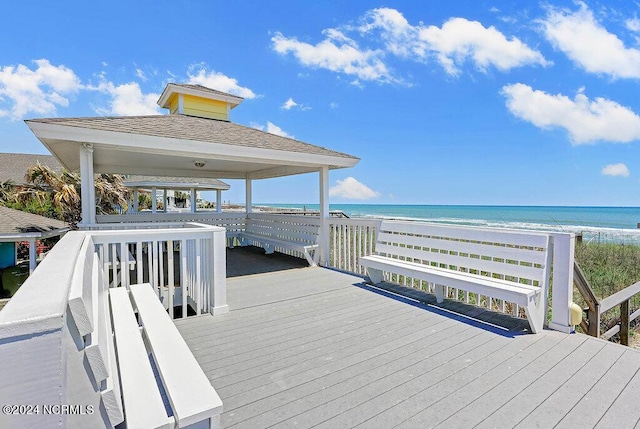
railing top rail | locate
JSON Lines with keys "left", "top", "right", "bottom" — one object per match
{"left": 600, "top": 280, "right": 640, "bottom": 313}
{"left": 329, "top": 218, "right": 381, "bottom": 226}
{"left": 0, "top": 231, "right": 87, "bottom": 338}
{"left": 84, "top": 221, "right": 204, "bottom": 229}
{"left": 573, "top": 262, "right": 599, "bottom": 312}
{"left": 88, "top": 225, "right": 224, "bottom": 244}
{"left": 379, "top": 218, "right": 566, "bottom": 239}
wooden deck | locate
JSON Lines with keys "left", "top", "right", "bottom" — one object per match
{"left": 175, "top": 248, "right": 640, "bottom": 429}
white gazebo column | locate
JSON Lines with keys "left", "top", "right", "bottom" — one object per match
{"left": 216, "top": 189, "right": 222, "bottom": 213}
{"left": 163, "top": 189, "right": 168, "bottom": 212}
{"left": 133, "top": 188, "right": 139, "bottom": 212}
{"left": 151, "top": 187, "right": 157, "bottom": 214}
{"left": 319, "top": 166, "right": 330, "bottom": 266}
{"left": 245, "top": 177, "right": 252, "bottom": 215}
{"left": 78, "top": 143, "right": 95, "bottom": 226}
{"left": 190, "top": 188, "right": 196, "bottom": 213}
{"left": 28, "top": 238, "right": 37, "bottom": 274}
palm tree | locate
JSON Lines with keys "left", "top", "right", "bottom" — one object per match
{"left": 94, "top": 173, "right": 130, "bottom": 214}
{"left": 16, "top": 162, "right": 130, "bottom": 227}
{"left": 0, "top": 180, "right": 14, "bottom": 203}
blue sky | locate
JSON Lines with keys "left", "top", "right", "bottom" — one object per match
{"left": 1, "top": 0, "right": 640, "bottom": 206}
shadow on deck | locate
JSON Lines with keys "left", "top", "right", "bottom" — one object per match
{"left": 226, "top": 246, "right": 307, "bottom": 278}
{"left": 226, "top": 246, "right": 529, "bottom": 334}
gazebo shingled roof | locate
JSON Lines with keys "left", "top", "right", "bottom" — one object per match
{"left": 0, "top": 206, "right": 67, "bottom": 235}
{"left": 25, "top": 115, "right": 358, "bottom": 179}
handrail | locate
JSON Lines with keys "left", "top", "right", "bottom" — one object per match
{"left": 574, "top": 261, "right": 640, "bottom": 345}
{"left": 573, "top": 262, "right": 600, "bottom": 337}
{"left": 600, "top": 281, "right": 640, "bottom": 312}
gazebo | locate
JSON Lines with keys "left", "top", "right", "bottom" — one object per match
{"left": 25, "top": 83, "right": 359, "bottom": 264}
{"left": 124, "top": 175, "right": 230, "bottom": 213}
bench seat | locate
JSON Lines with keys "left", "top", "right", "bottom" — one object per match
{"left": 110, "top": 284, "right": 223, "bottom": 428}
{"left": 360, "top": 220, "right": 552, "bottom": 333}
{"left": 239, "top": 231, "right": 319, "bottom": 265}
{"left": 360, "top": 254, "right": 541, "bottom": 307}
{"left": 231, "top": 214, "right": 320, "bottom": 266}
{"left": 110, "top": 287, "right": 173, "bottom": 429}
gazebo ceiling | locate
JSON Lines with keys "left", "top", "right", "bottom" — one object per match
{"left": 25, "top": 114, "right": 359, "bottom": 180}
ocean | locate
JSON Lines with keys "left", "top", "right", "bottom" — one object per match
{"left": 261, "top": 204, "right": 640, "bottom": 243}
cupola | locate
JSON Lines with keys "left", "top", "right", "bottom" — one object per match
{"left": 157, "top": 83, "right": 244, "bottom": 121}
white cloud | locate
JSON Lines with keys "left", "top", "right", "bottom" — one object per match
{"left": 602, "top": 163, "right": 630, "bottom": 177}
{"left": 361, "top": 8, "right": 549, "bottom": 76}
{"left": 104, "top": 82, "right": 160, "bottom": 116}
{"left": 135, "top": 68, "right": 147, "bottom": 82}
{"left": 329, "top": 177, "right": 380, "bottom": 200}
{"left": 272, "top": 8, "right": 546, "bottom": 82}
{"left": 502, "top": 83, "right": 640, "bottom": 144}
{"left": 187, "top": 64, "right": 257, "bottom": 99}
{"left": 272, "top": 30, "right": 396, "bottom": 84}
{"left": 0, "top": 59, "right": 82, "bottom": 120}
{"left": 90, "top": 77, "right": 160, "bottom": 116}
{"left": 542, "top": 3, "right": 640, "bottom": 79}
{"left": 281, "top": 97, "right": 310, "bottom": 111}
{"left": 250, "top": 121, "right": 294, "bottom": 138}
{"left": 626, "top": 17, "right": 640, "bottom": 32}
{"left": 282, "top": 97, "right": 298, "bottom": 110}
{"left": 329, "top": 102, "right": 339, "bottom": 109}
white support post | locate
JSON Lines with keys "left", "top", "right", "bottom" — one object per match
{"left": 190, "top": 188, "right": 196, "bottom": 213}
{"left": 216, "top": 190, "right": 222, "bottom": 213}
{"left": 133, "top": 189, "right": 139, "bottom": 212}
{"left": 151, "top": 187, "right": 157, "bottom": 214}
{"left": 28, "top": 238, "right": 37, "bottom": 274}
{"left": 319, "top": 166, "right": 330, "bottom": 266}
{"left": 245, "top": 177, "right": 252, "bottom": 214}
{"left": 78, "top": 143, "right": 95, "bottom": 226}
{"left": 210, "top": 228, "right": 228, "bottom": 315}
{"left": 163, "top": 189, "right": 168, "bottom": 213}
{"left": 548, "top": 232, "right": 576, "bottom": 333}
{"left": 178, "top": 93, "right": 184, "bottom": 114}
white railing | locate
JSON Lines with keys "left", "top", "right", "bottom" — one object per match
{"left": 97, "top": 211, "right": 246, "bottom": 224}
{"left": 89, "top": 222, "right": 227, "bottom": 318}
{"left": 102, "top": 213, "right": 577, "bottom": 332}
{"left": 329, "top": 218, "right": 381, "bottom": 274}
{"left": 0, "top": 222, "right": 227, "bottom": 428}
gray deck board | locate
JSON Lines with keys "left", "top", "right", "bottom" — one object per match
{"left": 454, "top": 340, "right": 624, "bottom": 429}
{"left": 174, "top": 249, "right": 640, "bottom": 429}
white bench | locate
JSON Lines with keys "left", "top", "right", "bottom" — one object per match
{"left": 110, "top": 284, "right": 223, "bottom": 429}
{"left": 233, "top": 214, "right": 320, "bottom": 266}
{"left": 359, "top": 221, "right": 552, "bottom": 333}
{"left": 68, "top": 238, "right": 223, "bottom": 428}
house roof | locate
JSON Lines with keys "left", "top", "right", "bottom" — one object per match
{"left": 25, "top": 114, "right": 360, "bottom": 180}
{"left": 124, "top": 175, "right": 230, "bottom": 190}
{"left": 0, "top": 153, "right": 63, "bottom": 185}
{"left": 0, "top": 206, "right": 68, "bottom": 236}
{"left": 157, "top": 83, "right": 244, "bottom": 110}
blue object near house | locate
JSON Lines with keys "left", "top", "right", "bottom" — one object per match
{"left": 0, "top": 242, "right": 15, "bottom": 269}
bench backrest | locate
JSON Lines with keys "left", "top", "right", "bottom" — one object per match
{"left": 198, "top": 212, "right": 247, "bottom": 236}
{"left": 375, "top": 220, "right": 552, "bottom": 287}
{"left": 246, "top": 213, "right": 320, "bottom": 245}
